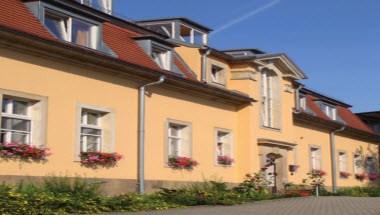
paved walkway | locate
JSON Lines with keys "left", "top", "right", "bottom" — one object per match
{"left": 113, "top": 197, "right": 380, "bottom": 215}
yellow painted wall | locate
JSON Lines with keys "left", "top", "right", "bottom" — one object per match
{"left": 0, "top": 44, "right": 378, "bottom": 189}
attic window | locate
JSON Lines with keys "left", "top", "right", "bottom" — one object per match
{"left": 151, "top": 45, "right": 172, "bottom": 71}
{"left": 320, "top": 103, "right": 337, "bottom": 120}
{"left": 75, "top": 0, "right": 113, "bottom": 14}
{"left": 44, "top": 9, "right": 99, "bottom": 49}
{"left": 299, "top": 94, "right": 307, "bottom": 110}
{"left": 210, "top": 65, "right": 225, "bottom": 85}
{"left": 179, "top": 24, "right": 207, "bottom": 46}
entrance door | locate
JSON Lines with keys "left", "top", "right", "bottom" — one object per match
{"left": 265, "top": 159, "right": 275, "bottom": 187}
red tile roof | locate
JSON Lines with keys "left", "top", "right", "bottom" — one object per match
{"left": 0, "top": 0, "right": 56, "bottom": 41}
{"left": 173, "top": 55, "right": 197, "bottom": 80}
{"left": 304, "top": 94, "right": 373, "bottom": 133}
{"left": 103, "top": 23, "right": 161, "bottom": 71}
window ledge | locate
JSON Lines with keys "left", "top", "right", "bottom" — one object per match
{"left": 261, "top": 126, "right": 282, "bottom": 132}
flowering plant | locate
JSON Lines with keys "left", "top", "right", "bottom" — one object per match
{"left": 168, "top": 156, "right": 198, "bottom": 170}
{"left": 355, "top": 173, "right": 366, "bottom": 181}
{"left": 0, "top": 142, "right": 50, "bottom": 161}
{"left": 340, "top": 171, "right": 351, "bottom": 178}
{"left": 217, "top": 155, "right": 234, "bottom": 166}
{"left": 80, "top": 152, "right": 122, "bottom": 168}
{"left": 367, "top": 173, "right": 379, "bottom": 181}
{"left": 303, "top": 169, "right": 326, "bottom": 187}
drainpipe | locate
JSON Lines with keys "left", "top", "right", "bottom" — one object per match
{"left": 201, "top": 47, "right": 211, "bottom": 83}
{"left": 138, "top": 76, "right": 166, "bottom": 194}
{"left": 293, "top": 84, "right": 304, "bottom": 114}
{"left": 330, "top": 124, "right": 346, "bottom": 193}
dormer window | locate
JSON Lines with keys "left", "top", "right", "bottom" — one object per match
{"left": 75, "top": 0, "right": 113, "bottom": 14}
{"left": 152, "top": 46, "right": 171, "bottom": 70}
{"left": 135, "top": 37, "right": 173, "bottom": 71}
{"left": 210, "top": 65, "right": 225, "bottom": 85}
{"left": 137, "top": 18, "right": 211, "bottom": 46}
{"left": 320, "top": 103, "right": 337, "bottom": 120}
{"left": 299, "top": 94, "right": 307, "bottom": 111}
{"left": 44, "top": 9, "right": 99, "bottom": 49}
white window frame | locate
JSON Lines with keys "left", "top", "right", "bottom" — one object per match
{"left": 353, "top": 153, "right": 363, "bottom": 174}
{"left": 1, "top": 97, "right": 32, "bottom": 144}
{"left": 261, "top": 70, "right": 274, "bottom": 128}
{"left": 320, "top": 103, "right": 337, "bottom": 120}
{"left": 299, "top": 94, "right": 307, "bottom": 111}
{"left": 167, "top": 122, "right": 185, "bottom": 158}
{"left": 80, "top": 109, "right": 103, "bottom": 153}
{"left": 215, "top": 128, "right": 233, "bottom": 166}
{"left": 210, "top": 65, "right": 225, "bottom": 85}
{"left": 338, "top": 151, "right": 348, "bottom": 175}
{"left": 310, "top": 146, "right": 321, "bottom": 171}
{"left": 165, "top": 120, "right": 192, "bottom": 162}
{"left": 43, "top": 7, "right": 100, "bottom": 49}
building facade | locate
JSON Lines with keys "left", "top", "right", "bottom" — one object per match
{"left": 0, "top": 0, "right": 379, "bottom": 194}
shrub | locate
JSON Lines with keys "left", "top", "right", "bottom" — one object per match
{"left": 104, "top": 193, "right": 179, "bottom": 212}
{"left": 336, "top": 187, "right": 380, "bottom": 197}
{"left": 160, "top": 181, "right": 244, "bottom": 206}
{"left": 233, "top": 172, "right": 272, "bottom": 200}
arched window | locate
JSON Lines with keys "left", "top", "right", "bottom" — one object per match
{"left": 261, "top": 70, "right": 280, "bottom": 128}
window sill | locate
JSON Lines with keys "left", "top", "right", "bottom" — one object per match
{"left": 261, "top": 126, "right": 281, "bottom": 132}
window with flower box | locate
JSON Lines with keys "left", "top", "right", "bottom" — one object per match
{"left": 167, "top": 120, "right": 191, "bottom": 159}
{"left": 77, "top": 106, "right": 114, "bottom": 156}
{"left": 215, "top": 129, "right": 233, "bottom": 166}
{"left": 0, "top": 91, "right": 47, "bottom": 147}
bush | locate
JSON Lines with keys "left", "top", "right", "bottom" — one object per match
{"left": 160, "top": 181, "right": 244, "bottom": 206}
{"left": 234, "top": 172, "right": 272, "bottom": 200}
{"left": 336, "top": 187, "right": 380, "bottom": 197}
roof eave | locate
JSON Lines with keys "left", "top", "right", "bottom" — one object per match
{"left": 0, "top": 25, "right": 253, "bottom": 107}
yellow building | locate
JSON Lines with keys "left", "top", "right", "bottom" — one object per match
{"left": 0, "top": 0, "right": 378, "bottom": 194}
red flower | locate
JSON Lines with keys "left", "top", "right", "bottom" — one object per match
{"left": 340, "top": 172, "right": 351, "bottom": 178}
{"left": 80, "top": 152, "right": 122, "bottom": 168}
{"left": 168, "top": 156, "right": 198, "bottom": 170}
{"left": 217, "top": 156, "right": 234, "bottom": 165}
{"left": 0, "top": 142, "right": 50, "bottom": 161}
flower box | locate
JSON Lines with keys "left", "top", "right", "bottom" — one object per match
{"left": 340, "top": 172, "right": 351, "bottom": 178}
{"left": 311, "top": 169, "right": 326, "bottom": 177}
{"left": 80, "top": 152, "right": 122, "bottom": 168}
{"left": 289, "top": 165, "right": 299, "bottom": 173}
{"left": 0, "top": 143, "right": 50, "bottom": 161}
{"left": 367, "top": 173, "right": 379, "bottom": 181}
{"left": 168, "top": 156, "right": 198, "bottom": 170}
{"left": 355, "top": 173, "right": 366, "bottom": 181}
{"left": 217, "top": 155, "right": 234, "bottom": 166}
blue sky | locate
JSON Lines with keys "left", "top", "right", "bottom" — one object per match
{"left": 113, "top": 0, "right": 380, "bottom": 112}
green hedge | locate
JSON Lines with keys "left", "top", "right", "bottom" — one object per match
{"left": 1, "top": 176, "right": 378, "bottom": 214}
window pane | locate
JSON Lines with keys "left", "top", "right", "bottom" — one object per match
{"left": 81, "top": 127, "right": 101, "bottom": 135}
{"left": 169, "top": 138, "right": 179, "bottom": 156}
{"left": 45, "top": 13, "right": 67, "bottom": 40}
{"left": 13, "top": 100, "right": 28, "bottom": 115}
{"left": 72, "top": 18, "right": 93, "bottom": 48}
{"left": 86, "top": 136, "right": 100, "bottom": 152}
{"left": 11, "top": 132, "right": 28, "bottom": 144}
{"left": 1, "top": 118, "right": 31, "bottom": 132}
{"left": 0, "top": 131, "right": 8, "bottom": 143}
{"left": 169, "top": 125, "right": 180, "bottom": 137}
{"left": 87, "top": 112, "right": 99, "bottom": 125}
